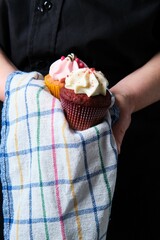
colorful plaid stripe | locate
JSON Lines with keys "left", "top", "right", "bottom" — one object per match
{"left": 51, "top": 98, "right": 66, "bottom": 240}
{"left": 25, "top": 78, "right": 35, "bottom": 240}
{"left": 0, "top": 71, "right": 118, "bottom": 240}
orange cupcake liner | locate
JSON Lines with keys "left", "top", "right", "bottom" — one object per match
{"left": 44, "top": 74, "right": 64, "bottom": 100}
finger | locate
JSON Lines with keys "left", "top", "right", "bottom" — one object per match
{"left": 112, "top": 114, "right": 131, "bottom": 153}
{"left": 112, "top": 121, "right": 126, "bottom": 153}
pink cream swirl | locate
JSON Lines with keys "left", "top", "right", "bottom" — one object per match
{"left": 49, "top": 53, "right": 88, "bottom": 82}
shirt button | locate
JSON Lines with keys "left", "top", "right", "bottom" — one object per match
{"left": 43, "top": 1, "right": 52, "bottom": 11}
{"left": 37, "top": 1, "right": 52, "bottom": 13}
{"left": 37, "top": 6, "right": 44, "bottom": 13}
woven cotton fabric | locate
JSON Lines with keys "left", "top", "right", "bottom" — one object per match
{"left": 0, "top": 71, "right": 118, "bottom": 240}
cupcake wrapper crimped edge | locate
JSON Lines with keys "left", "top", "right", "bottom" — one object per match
{"left": 60, "top": 97, "right": 109, "bottom": 130}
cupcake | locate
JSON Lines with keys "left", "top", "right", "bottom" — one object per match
{"left": 44, "top": 53, "right": 87, "bottom": 99}
{"left": 60, "top": 68, "right": 112, "bottom": 131}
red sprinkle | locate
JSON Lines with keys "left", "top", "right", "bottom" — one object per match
{"left": 79, "top": 62, "right": 84, "bottom": 68}
{"left": 61, "top": 56, "right": 65, "bottom": 60}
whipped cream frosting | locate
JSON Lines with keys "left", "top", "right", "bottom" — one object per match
{"left": 49, "top": 53, "right": 87, "bottom": 81}
{"left": 65, "top": 68, "right": 109, "bottom": 97}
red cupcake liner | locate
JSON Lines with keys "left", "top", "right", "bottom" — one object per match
{"left": 60, "top": 97, "right": 108, "bottom": 130}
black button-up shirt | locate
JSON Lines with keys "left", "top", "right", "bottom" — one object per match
{"left": 0, "top": 0, "right": 160, "bottom": 86}
{"left": 0, "top": 1, "right": 160, "bottom": 239}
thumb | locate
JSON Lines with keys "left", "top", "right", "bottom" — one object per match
{"left": 112, "top": 112, "right": 131, "bottom": 154}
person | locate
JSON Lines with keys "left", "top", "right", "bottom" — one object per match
{"left": 0, "top": 0, "right": 160, "bottom": 239}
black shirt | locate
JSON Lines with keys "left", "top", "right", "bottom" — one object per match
{"left": 0, "top": 1, "right": 160, "bottom": 239}
{"left": 0, "top": 0, "right": 160, "bottom": 84}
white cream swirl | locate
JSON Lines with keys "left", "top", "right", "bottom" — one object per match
{"left": 65, "top": 68, "right": 109, "bottom": 97}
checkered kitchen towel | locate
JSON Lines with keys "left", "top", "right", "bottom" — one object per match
{"left": 0, "top": 71, "right": 118, "bottom": 240}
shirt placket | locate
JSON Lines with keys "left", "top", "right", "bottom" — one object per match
{"left": 28, "top": 0, "right": 64, "bottom": 73}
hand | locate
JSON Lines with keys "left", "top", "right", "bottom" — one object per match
{"left": 110, "top": 52, "right": 160, "bottom": 153}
